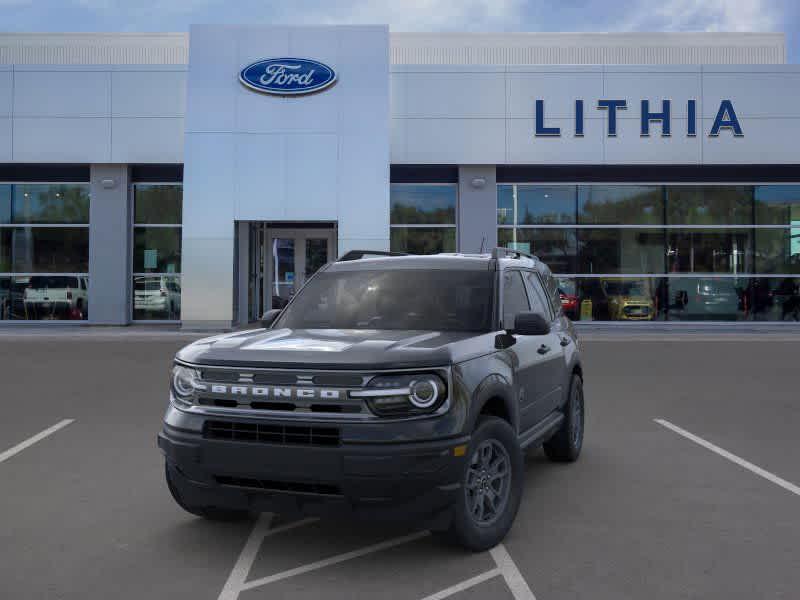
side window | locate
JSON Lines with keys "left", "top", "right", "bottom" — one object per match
{"left": 502, "top": 271, "right": 530, "bottom": 328}
{"left": 523, "top": 271, "right": 552, "bottom": 320}
{"left": 542, "top": 272, "right": 563, "bottom": 317}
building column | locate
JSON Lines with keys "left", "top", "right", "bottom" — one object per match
{"left": 88, "top": 164, "right": 130, "bottom": 325}
{"left": 458, "top": 166, "right": 497, "bottom": 253}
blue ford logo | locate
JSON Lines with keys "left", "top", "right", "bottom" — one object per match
{"left": 239, "top": 58, "right": 337, "bottom": 96}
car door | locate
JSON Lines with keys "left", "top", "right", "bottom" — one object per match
{"left": 500, "top": 270, "right": 552, "bottom": 433}
{"left": 522, "top": 270, "right": 566, "bottom": 421}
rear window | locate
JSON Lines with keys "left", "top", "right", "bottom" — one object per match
{"left": 29, "top": 276, "right": 79, "bottom": 289}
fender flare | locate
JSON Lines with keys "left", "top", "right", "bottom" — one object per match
{"left": 468, "top": 373, "right": 517, "bottom": 433}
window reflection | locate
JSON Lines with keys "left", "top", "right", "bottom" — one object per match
{"left": 1, "top": 184, "right": 90, "bottom": 224}
{"left": 0, "top": 275, "right": 89, "bottom": 321}
{"left": 132, "top": 183, "right": 182, "bottom": 321}
{"left": 578, "top": 229, "right": 664, "bottom": 274}
{"left": 754, "top": 185, "right": 800, "bottom": 225}
{"left": 578, "top": 185, "right": 662, "bottom": 225}
{"left": 133, "top": 275, "right": 181, "bottom": 320}
{"left": 498, "top": 228, "right": 576, "bottom": 273}
{"left": 390, "top": 184, "right": 457, "bottom": 254}
{"left": 666, "top": 229, "right": 752, "bottom": 274}
{"left": 391, "top": 227, "right": 456, "bottom": 255}
{"left": 666, "top": 186, "right": 752, "bottom": 225}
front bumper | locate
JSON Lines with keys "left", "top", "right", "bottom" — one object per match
{"left": 158, "top": 420, "right": 469, "bottom": 522}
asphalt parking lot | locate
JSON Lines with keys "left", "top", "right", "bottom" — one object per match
{"left": 1, "top": 329, "right": 799, "bottom": 600}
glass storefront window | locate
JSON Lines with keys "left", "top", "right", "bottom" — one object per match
{"left": 498, "top": 185, "right": 575, "bottom": 225}
{"left": 390, "top": 184, "right": 456, "bottom": 254}
{"left": 666, "top": 229, "right": 753, "bottom": 274}
{"left": 578, "top": 229, "right": 665, "bottom": 274}
{"left": 573, "top": 277, "right": 667, "bottom": 321}
{"left": 133, "top": 185, "right": 182, "bottom": 225}
{"left": 132, "top": 184, "right": 182, "bottom": 320}
{"left": 666, "top": 277, "right": 748, "bottom": 321}
{"left": 133, "top": 275, "right": 181, "bottom": 320}
{"left": 578, "top": 185, "right": 663, "bottom": 225}
{"left": 753, "top": 277, "right": 800, "bottom": 321}
{"left": 390, "top": 184, "right": 456, "bottom": 225}
{"left": 755, "top": 229, "right": 800, "bottom": 274}
{"left": 666, "top": 186, "right": 752, "bottom": 225}
{"left": 1, "top": 184, "right": 90, "bottom": 224}
{"left": 391, "top": 227, "right": 456, "bottom": 255}
{"left": 1, "top": 228, "right": 90, "bottom": 273}
{"left": 0, "top": 182, "right": 90, "bottom": 321}
{"left": 498, "top": 228, "right": 577, "bottom": 273}
{"left": 755, "top": 185, "right": 800, "bottom": 225}
{"left": 133, "top": 228, "right": 181, "bottom": 273}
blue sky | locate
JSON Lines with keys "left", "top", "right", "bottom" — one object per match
{"left": 1, "top": 0, "right": 798, "bottom": 62}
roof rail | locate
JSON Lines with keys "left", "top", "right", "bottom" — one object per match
{"left": 490, "top": 247, "right": 538, "bottom": 261}
{"left": 338, "top": 250, "right": 408, "bottom": 262}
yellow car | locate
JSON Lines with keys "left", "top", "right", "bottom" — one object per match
{"left": 600, "top": 279, "right": 655, "bottom": 321}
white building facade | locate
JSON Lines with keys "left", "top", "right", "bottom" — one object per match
{"left": 0, "top": 28, "right": 798, "bottom": 326}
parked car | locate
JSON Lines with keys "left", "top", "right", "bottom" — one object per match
{"left": 134, "top": 276, "right": 181, "bottom": 319}
{"left": 670, "top": 278, "right": 741, "bottom": 321}
{"left": 0, "top": 278, "right": 9, "bottom": 320}
{"left": 556, "top": 277, "right": 579, "bottom": 320}
{"left": 23, "top": 275, "right": 88, "bottom": 320}
{"left": 600, "top": 278, "right": 655, "bottom": 321}
{"left": 159, "top": 249, "right": 585, "bottom": 551}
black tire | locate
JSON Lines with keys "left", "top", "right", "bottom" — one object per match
{"left": 165, "top": 464, "right": 252, "bottom": 521}
{"left": 543, "top": 374, "right": 584, "bottom": 462}
{"left": 442, "top": 416, "right": 523, "bottom": 552}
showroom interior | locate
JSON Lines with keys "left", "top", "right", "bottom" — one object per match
{"left": 0, "top": 28, "right": 798, "bottom": 326}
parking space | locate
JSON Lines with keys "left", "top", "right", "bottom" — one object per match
{"left": 1, "top": 331, "right": 799, "bottom": 599}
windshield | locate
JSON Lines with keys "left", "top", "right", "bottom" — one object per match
{"left": 275, "top": 269, "right": 494, "bottom": 332}
{"left": 604, "top": 281, "right": 647, "bottom": 296}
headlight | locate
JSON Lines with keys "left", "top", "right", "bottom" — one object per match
{"left": 351, "top": 373, "right": 447, "bottom": 417}
{"left": 171, "top": 364, "right": 201, "bottom": 407}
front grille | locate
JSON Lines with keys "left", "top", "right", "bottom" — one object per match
{"left": 215, "top": 475, "right": 341, "bottom": 496}
{"left": 203, "top": 420, "right": 341, "bottom": 447}
{"left": 624, "top": 305, "right": 650, "bottom": 316}
{"left": 200, "top": 370, "right": 297, "bottom": 385}
{"left": 197, "top": 398, "right": 363, "bottom": 414}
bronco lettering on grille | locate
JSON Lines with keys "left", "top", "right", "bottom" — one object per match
{"left": 208, "top": 384, "right": 341, "bottom": 400}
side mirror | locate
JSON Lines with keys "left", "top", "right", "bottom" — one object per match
{"left": 261, "top": 309, "right": 282, "bottom": 329}
{"left": 512, "top": 312, "right": 551, "bottom": 336}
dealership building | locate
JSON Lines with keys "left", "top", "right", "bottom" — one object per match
{"left": 0, "top": 27, "right": 799, "bottom": 327}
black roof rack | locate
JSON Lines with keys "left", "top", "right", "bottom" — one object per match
{"left": 490, "top": 247, "right": 538, "bottom": 261}
{"left": 338, "top": 250, "right": 408, "bottom": 262}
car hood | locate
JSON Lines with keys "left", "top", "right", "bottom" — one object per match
{"left": 176, "top": 327, "right": 491, "bottom": 370}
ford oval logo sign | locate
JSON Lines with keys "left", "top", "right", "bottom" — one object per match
{"left": 239, "top": 58, "right": 337, "bottom": 96}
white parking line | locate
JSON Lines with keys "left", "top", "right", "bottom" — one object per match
{"left": 655, "top": 418, "right": 800, "bottom": 497}
{"left": 217, "top": 515, "right": 317, "bottom": 600}
{"left": 239, "top": 530, "right": 430, "bottom": 591}
{"left": 219, "top": 514, "right": 537, "bottom": 600}
{"left": 419, "top": 569, "right": 501, "bottom": 600}
{"left": 491, "top": 543, "right": 538, "bottom": 600}
{"left": 0, "top": 419, "right": 75, "bottom": 464}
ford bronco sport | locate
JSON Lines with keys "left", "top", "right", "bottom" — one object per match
{"left": 159, "top": 248, "right": 585, "bottom": 551}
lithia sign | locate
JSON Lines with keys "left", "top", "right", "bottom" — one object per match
{"left": 535, "top": 99, "right": 743, "bottom": 138}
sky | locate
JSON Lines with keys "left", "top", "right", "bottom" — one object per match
{"left": 0, "top": 0, "right": 797, "bottom": 62}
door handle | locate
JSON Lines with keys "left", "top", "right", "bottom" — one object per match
{"left": 560, "top": 337, "right": 571, "bottom": 347}
{"left": 537, "top": 344, "right": 551, "bottom": 355}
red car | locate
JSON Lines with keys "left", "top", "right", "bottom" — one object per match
{"left": 557, "top": 278, "right": 579, "bottom": 319}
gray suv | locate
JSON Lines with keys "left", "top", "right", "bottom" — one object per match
{"left": 159, "top": 249, "right": 585, "bottom": 551}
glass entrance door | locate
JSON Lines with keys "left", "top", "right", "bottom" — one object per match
{"left": 265, "top": 228, "right": 336, "bottom": 312}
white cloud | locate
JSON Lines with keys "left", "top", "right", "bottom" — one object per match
{"left": 622, "top": 0, "right": 780, "bottom": 32}
{"left": 285, "top": 0, "right": 524, "bottom": 31}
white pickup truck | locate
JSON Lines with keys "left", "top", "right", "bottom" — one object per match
{"left": 23, "top": 275, "right": 88, "bottom": 320}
